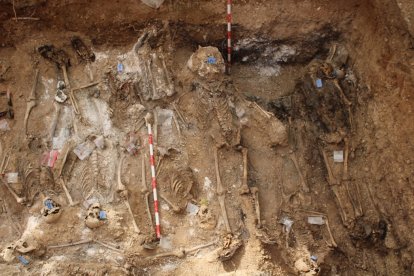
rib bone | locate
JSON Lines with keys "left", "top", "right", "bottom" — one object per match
{"left": 213, "top": 146, "right": 231, "bottom": 233}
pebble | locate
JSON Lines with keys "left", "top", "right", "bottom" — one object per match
{"left": 295, "top": 259, "right": 310, "bottom": 272}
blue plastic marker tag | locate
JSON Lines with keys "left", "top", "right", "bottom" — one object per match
{"left": 18, "top": 256, "right": 29, "bottom": 265}
{"left": 99, "top": 211, "right": 107, "bottom": 220}
{"left": 117, "top": 62, "right": 124, "bottom": 73}
{"left": 315, "top": 78, "right": 323, "bottom": 88}
{"left": 207, "top": 56, "right": 216, "bottom": 64}
{"left": 44, "top": 199, "right": 54, "bottom": 209}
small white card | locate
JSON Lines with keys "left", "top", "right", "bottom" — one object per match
{"left": 333, "top": 151, "right": 344, "bottom": 162}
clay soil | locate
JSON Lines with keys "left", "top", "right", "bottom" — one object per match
{"left": 1, "top": 0, "right": 414, "bottom": 275}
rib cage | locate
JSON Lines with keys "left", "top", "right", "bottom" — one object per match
{"left": 18, "top": 161, "right": 41, "bottom": 204}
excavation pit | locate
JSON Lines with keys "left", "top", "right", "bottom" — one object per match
{"left": 0, "top": 0, "right": 414, "bottom": 275}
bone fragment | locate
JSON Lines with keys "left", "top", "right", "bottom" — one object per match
{"left": 148, "top": 240, "right": 217, "bottom": 259}
{"left": 253, "top": 102, "right": 272, "bottom": 119}
{"left": 342, "top": 138, "right": 350, "bottom": 181}
{"left": 159, "top": 193, "right": 181, "bottom": 213}
{"left": 48, "top": 239, "right": 92, "bottom": 249}
{"left": 297, "top": 209, "right": 337, "bottom": 247}
{"left": 153, "top": 109, "right": 158, "bottom": 146}
{"left": 173, "top": 113, "right": 182, "bottom": 139}
{"left": 0, "top": 149, "right": 10, "bottom": 174}
{"left": 172, "top": 102, "right": 187, "bottom": 126}
{"left": 326, "top": 44, "right": 337, "bottom": 62}
{"left": 72, "top": 81, "right": 100, "bottom": 91}
{"left": 59, "top": 177, "right": 78, "bottom": 206}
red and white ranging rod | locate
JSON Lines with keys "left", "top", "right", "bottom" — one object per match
{"left": 146, "top": 118, "right": 161, "bottom": 239}
{"left": 226, "top": 0, "right": 232, "bottom": 74}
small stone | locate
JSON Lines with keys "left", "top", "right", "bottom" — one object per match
{"left": 295, "top": 258, "right": 310, "bottom": 272}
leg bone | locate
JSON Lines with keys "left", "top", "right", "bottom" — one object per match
{"left": 141, "top": 155, "right": 153, "bottom": 226}
{"left": 240, "top": 148, "right": 250, "bottom": 195}
{"left": 213, "top": 146, "right": 231, "bottom": 233}
{"left": 2, "top": 179, "right": 26, "bottom": 204}
{"left": 290, "top": 151, "right": 310, "bottom": 192}
{"left": 117, "top": 153, "right": 127, "bottom": 195}
{"left": 250, "top": 187, "right": 262, "bottom": 228}
{"left": 321, "top": 148, "right": 337, "bottom": 185}
{"left": 124, "top": 199, "right": 141, "bottom": 234}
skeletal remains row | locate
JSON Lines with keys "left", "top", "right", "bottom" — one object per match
{"left": 1, "top": 28, "right": 359, "bottom": 269}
